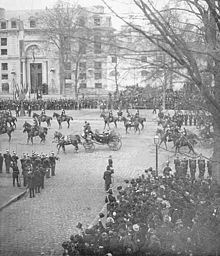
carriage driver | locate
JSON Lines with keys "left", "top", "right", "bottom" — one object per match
{"left": 83, "top": 121, "right": 93, "bottom": 141}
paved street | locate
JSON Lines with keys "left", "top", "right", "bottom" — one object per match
{"left": 0, "top": 109, "right": 211, "bottom": 256}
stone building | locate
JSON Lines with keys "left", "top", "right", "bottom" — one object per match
{"left": 0, "top": 6, "right": 114, "bottom": 99}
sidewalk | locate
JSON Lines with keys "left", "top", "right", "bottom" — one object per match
{"left": 0, "top": 173, "right": 27, "bottom": 211}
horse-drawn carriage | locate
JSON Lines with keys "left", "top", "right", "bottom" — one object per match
{"left": 53, "top": 129, "right": 122, "bottom": 154}
{"left": 82, "top": 129, "right": 122, "bottom": 152}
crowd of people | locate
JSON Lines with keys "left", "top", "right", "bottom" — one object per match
{"left": 62, "top": 157, "right": 220, "bottom": 256}
{"left": 0, "top": 150, "right": 59, "bottom": 198}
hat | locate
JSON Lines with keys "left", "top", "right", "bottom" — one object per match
{"left": 132, "top": 224, "right": 140, "bottom": 232}
{"left": 99, "top": 213, "right": 105, "bottom": 218}
{"left": 106, "top": 217, "right": 114, "bottom": 223}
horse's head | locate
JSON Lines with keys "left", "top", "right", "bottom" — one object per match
{"left": 100, "top": 112, "right": 105, "bottom": 118}
{"left": 53, "top": 112, "right": 57, "bottom": 118}
{"left": 23, "top": 121, "right": 27, "bottom": 128}
{"left": 54, "top": 131, "right": 62, "bottom": 140}
{"left": 32, "top": 113, "right": 36, "bottom": 118}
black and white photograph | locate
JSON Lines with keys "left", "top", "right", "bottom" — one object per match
{"left": 0, "top": 0, "right": 220, "bottom": 255}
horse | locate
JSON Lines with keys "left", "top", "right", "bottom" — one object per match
{"left": 172, "top": 134, "right": 196, "bottom": 154}
{"left": 53, "top": 112, "right": 73, "bottom": 129}
{"left": 100, "top": 112, "right": 119, "bottom": 129}
{"left": 136, "top": 117, "right": 146, "bottom": 130}
{"left": 23, "top": 122, "right": 48, "bottom": 144}
{"left": 33, "top": 112, "right": 52, "bottom": 127}
{"left": 0, "top": 125, "right": 14, "bottom": 142}
{"left": 53, "top": 131, "right": 81, "bottom": 154}
{"left": 156, "top": 128, "right": 172, "bottom": 149}
{"left": 4, "top": 116, "right": 17, "bottom": 128}
{"left": 121, "top": 117, "right": 140, "bottom": 134}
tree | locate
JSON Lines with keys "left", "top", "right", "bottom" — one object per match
{"left": 102, "top": 0, "right": 220, "bottom": 183}
{"left": 43, "top": 2, "right": 92, "bottom": 98}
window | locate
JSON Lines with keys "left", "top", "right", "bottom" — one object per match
{"left": 112, "top": 56, "right": 117, "bottom": 63}
{"left": 1, "top": 63, "right": 8, "bottom": 70}
{"left": 95, "top": 83, "right": 102, "bottom": 88}
{"left": 65, "top": 72, "right": 71, "bottom": 79}
{"left": 94, "top": 42, "right": 101, "bottom": 54}
{"left": 1, "top": 38, "right": 7, "bottom": 46}
{"left": 79, "top": 73, "right": 86, "bottom": 80}
{"left": 1, "top": 74, "right": 8, "bottom": 80}
{"left": 30, "top": 20, "right": 36, "bottom": 28}
{"left": 94, "top": 36, "right": 101, "bottom": 54}
{"left": 94, "top": 61, "right": 102, "bottom": 69}
{"left": 1, "top": 22, "right": 6, "bottom": 29}
{"left": 11, "top": 21, "right": 17, "bottom": 28}
{"left": 2, "top": 83, "right": 9, "bottom": 93}
{"left": 141, "top": 70, "right": 148, "bottom": 76}
{"left": 1, "top": 49, "right": 7, "bottom": 55}
{"left": 65, "top": 62, "right": 71, "bottom": 70}
{"left": 95, "top": 72, "right": 102, "bottom": 80}
{"left": 79, "top": 83, "right": 87, "bottom": 89}
{"left": 141, "top": 56, "right": 147, "bottom": 62}
{"left": 94, "top": 17, "right": 101, "bottom": 26}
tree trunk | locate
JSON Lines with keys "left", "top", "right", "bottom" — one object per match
{"left": 20, "top": 100, "right": 25, "bottom": 116}
{"left": 212, "top": 120, "right": 220, "bottom": 183}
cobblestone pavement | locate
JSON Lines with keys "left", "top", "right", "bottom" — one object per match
{"left": 0, "top": 109, "right": 212, "bottom": 256}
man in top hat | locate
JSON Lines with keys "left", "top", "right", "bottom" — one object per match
{"left": 103, "top": 165, "right": 114, "bottom": 191}
{"left": 3, "top": 150, "right": 12, "bottom": 173}
{"left": 0, "top": 151, "right": 3, "bottom": 173}
{"left": 49, "top": 152, "right": 59, "bottom": 176}
{"left": 163, "top": 161, "right": 172, "bottom": 176}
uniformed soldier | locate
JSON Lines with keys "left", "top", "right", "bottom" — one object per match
{"left": 41, "top": 108, "right": 45, "bottom": 116}
{"left": 27, "top": 170, "right": 35, "bottom": 198}
{"left": 11, "top": 151, "right": 19, "bottom": 166}
{"left": 135, "top": 109, "right": 139, "bottom": 118}
{"left": 21, "top": 154, "right": 28, "bottom": 187}
{"left": 61, "top": 109, "right": 66, "bottom": 118}
{"left": 49, "top": 152, "right": 59, "bottom": 176}
{"left": 189, "top": 158, "right": 196, "bottom": 181}
{"left": 103, "top": 165, "right": 114, "bottom": 191}
{"left": 3, "top": 150, "right": 12, "bottom": 173}
{"left": 198, "top": 155, "right": 206, "bottom": 179}
{"left": 181, "top": 157, "right": 188, "bottom": 177}
{"left": 108, "top": 155, "right": 113, "bottom": 168}
{"left": 11, "top": 161, "right": 20, "bottom": 187}
{"left": 207, "top": 159, "right": 212, "bottom": 177}
{"left": 174, "top": 154, "right": 181, "bottom": 174}
{"left": 0, "top": 152, "right": 3, "bottom": 173}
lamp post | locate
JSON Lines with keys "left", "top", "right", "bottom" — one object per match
{"left": 154, "top": 135, "right": 159, "bottom": 176}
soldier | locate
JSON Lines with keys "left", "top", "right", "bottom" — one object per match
{"left": 49, "top": 152, "right": 59, "bottom": 176}
{"left": 34, "top": 167, "right": 41, "bottom": 193}
{"left": 11, "top": 161, "right": 20, "bottom": 187}
{"left": 181, "top": 157, "right": 188, "bottom": 177}
{"left": 189, "top": 158, "right": 196, "bottom": 181}
{"left": 27, "top": 170, "right": 35, "bottom": 198}
{"left": 61, "top": 109, "right": 66, "bottom": 119}
{"left": 188, "top": 112, "right": 193, "bottom": 126}
{"left": 15, "top": 104, "right": 19, "bottom": 117}
{"left": 42, "top": 154, "right": 51, "bottom": 178}
{"left": 174, "top": 154, "right": 181, "bottom": 174}
{"left": 0, "top": 152, "right": 3, "bottom": 173}
{"left": 28, "top": 104, "right": 32, "bottom": 117}
{"left": 39, "top": 164, "right": 46, "bottom": 189}
{"left": 3, "top": 150, "right": 12, "bottom": 173}
{"left": 41, "top": 108, "right": 45, "bottom": 117}
{"left": 11, "top": 151, "right": 19, "bottom": 166}
{"left": 207, "top": 159, "right": 212, "bottom": 177}
{"left": 103, "top": 165, "right": 114, "bottom": 191}
{"left": 163, "top": 161, "right": 172, "bottom": 176}
{"left": 135, "top": 109, "right": 139, "bottom": 118}
{"left": 108, "top": 110, "right": 113, "bottom": 122}
{"left": 198, "top": 155, "right": 206, "bottom": 179}
{"left": 108, "top": 155, "right": 113, "bottom": 168}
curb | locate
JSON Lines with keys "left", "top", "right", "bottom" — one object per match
{"left": 0, "top": 189, "right": 27, "bottom": 212}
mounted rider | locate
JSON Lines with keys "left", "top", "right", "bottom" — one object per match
{"left": 61, "top": 109, "right": 66, "bottom": 119}
{"left": 41, "top": 108, "right": 46, "bottom": 118}
{"left": 134, "top": 109, "right": 139, "bottom": 118}
{"left": 32, "top": 116, "right": 39, "bottom": 133}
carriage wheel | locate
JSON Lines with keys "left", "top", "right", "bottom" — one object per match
{"left": 83, "top": 141, "right": 95, "bottom": 152}
{"left": 108, "top": 138, "right": 122, "bottom": 151}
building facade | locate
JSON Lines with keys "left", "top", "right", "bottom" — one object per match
{"left": 0, "top": 6, "right": 114, "bottom": 99}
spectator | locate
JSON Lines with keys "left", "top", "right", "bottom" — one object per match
{"left": 103, "top": 166, "right": 114, "bottom": 191}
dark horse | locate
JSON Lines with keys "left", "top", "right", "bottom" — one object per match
{"left": 100, "top": 112, "right": 119, "bottom": 129}
{"left": 53, "top": 131, "right": 81, "bottom": 153}
{"left": 53, "top": 112, "right": 73, "bottom": 129}
{"left": 0, "top": 125, "right": 14, "bottom": 142}
{"left": 33, "top": 112, "right": 52, "bottom": 127}
{"left": 121, "top": 117, "right": 140, "bottom": 134}
{"left": 2, "top": 115, "right": 17, "bottom": 128}
{"left": 172, "top": 134, "right": 196, "bottom": 154}
{"left": 23, "top": 121, "right": 47, "bottom": 144}
{"left": 136, "top": 117, "right": 146, "bottom": 130}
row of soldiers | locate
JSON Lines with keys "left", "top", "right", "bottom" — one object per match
{"left": 174, "top": 154, "right": 212, "bottom": 180}
{"left": 0, "top": 150, "right": 59, "bottom": 197}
